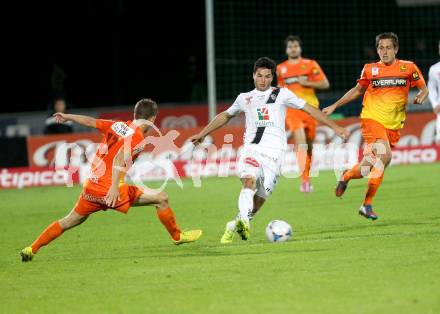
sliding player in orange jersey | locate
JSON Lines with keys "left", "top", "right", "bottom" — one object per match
{"left": 323, "top": 32, "right": 428, "bottom": 220}
{"left": 277, "top": 35, "right": 330, "bottom": 193}
{"left": 20, "top": 99, "right": 202, "bottom": 262}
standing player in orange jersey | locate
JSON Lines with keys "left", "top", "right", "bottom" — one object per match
{"left": 277, "top": 35, "right": 330, "bottom": 193}
{"left": 323, "top": 32, "right": 428, "bottom": 220}
{"left": 20, "top": 99, "right": 202, "bottom": 262}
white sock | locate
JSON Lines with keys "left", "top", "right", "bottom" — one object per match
{"left": 238, "top": 188, "right": 256, "bottom": 223}
{"left": 226, "top": 220, "right": 236, "bottom": 232}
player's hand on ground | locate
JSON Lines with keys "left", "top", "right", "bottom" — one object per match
{"left": 412, "top": 92, "right": 425, "bottom": 105}
{"left": 335, "top": 126, "right": 350, "bottom": 141}
{"left": 53, "top": 112, "right": 68, "bottom": 123}
{"left": 189, "top": 133, "right": 205, "bottom": 146}
{"left": 322, "top": 104, "right": 337, "bottom": 116}
{"left": 104, "top": 186, "right": 120, "bottom": 208}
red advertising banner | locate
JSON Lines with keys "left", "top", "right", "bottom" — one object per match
{"left": 0, "top": 167, "right": 79, "bottom": 189}
{"left": 27, "top": 133, "right": 102, "bottom": 168}
{"left": 99, "top": 103, "right": 232, "bottom": 129}
{"left": 26, "top": 112, "right": 438, "bottom": 169}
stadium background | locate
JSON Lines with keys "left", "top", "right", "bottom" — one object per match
{"left": 1, "top": 2, "right": 440, "bottom": 313}
{"left": 1, "top": 0, "right": 439, "bottom": 184}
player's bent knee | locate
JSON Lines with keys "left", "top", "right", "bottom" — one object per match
{"left": 382, "top": 153, "right": 392, "bottom": 167}
{"left": 241, "top": 177, "right": 256, "bottom": 190}
{"left": 59, "top": 211, "right": 88, "bottom": 230}
{"left": 157, "top": 191, "right": 169, "bottom": 208}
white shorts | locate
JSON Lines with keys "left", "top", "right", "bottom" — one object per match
{"left": 237, "top": 144, "right": 284, "bottom": 199}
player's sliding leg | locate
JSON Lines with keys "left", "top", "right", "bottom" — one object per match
{"left": 21, "top": 210, "right": 88, "bottom": 262}
{"left": 133, "top": 190, "right": 202, "bottom": 245}
{"left": 221, "top": 195, "right": 265, "bottom": 244}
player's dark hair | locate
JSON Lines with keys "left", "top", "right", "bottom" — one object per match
{"left": 134, "top": 98, "right": 158, "bottom": 120}
{"left": 284, "top": 35, "right": 302, "bottom": 48}
{"left": 253, "top": 57, "right": 276, "bottom": 76}
{"left": 375, "top": 32, "right": 399, "bottom": 48}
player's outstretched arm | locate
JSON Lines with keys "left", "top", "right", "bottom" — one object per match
{"left": 53, "top": 113, "right": 97, "bottom": 128}
{"left": 302, "top": 104, "right": 349, "bottom": 140}
{"left": 189, "top": 111, "right": 233, "bottom": 145}
{"left": 322, "top": 83, "right": 366, "bottom": 115}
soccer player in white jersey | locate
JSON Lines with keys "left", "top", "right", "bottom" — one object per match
{"left": 190, "top": 57, "right": 349, "bottom": 243}
{"left": 428, "top": 40, "right": 440, "bottom": 145}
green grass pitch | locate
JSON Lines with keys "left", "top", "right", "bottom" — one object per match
{"left": 1, "top": 163, "right": 440, "bottom": 313}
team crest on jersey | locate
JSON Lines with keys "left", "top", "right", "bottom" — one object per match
{"left": 257, "top": 107, "right": 270, "bottom": 120}
{"left": 280, "top": 66, "right": 287, "bottom": 74}
{"left": 372, "top": 67, "right": 379, "bottom": 76}
{"left": 245, "top": 96, "right": 253, "bottom": 105}
{"left": 312, "top": 68, "right": 320, "bottom": 75}
{"left": 412, "top": 71, "right": 420, "bottom": 80}
{"left": 301, "top": 64, "right": 307, "bottom": 70}
{"left": 111, "top": 122, "right": 135, "bottom": 137}
{"left": 400, "top": 64, "right": 407, "bottom": 72}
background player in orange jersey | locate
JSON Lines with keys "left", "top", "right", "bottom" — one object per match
{"left": 20, "top": 99, "right": 202, "bottom": 262}
{"left": 323, "top": 32, "right": 428, "bottom": 220}
{"left": 277, "top": 35, "right": 330, "bottom": 193}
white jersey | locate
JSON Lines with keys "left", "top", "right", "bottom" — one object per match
{"left": 428, "top": 61, "right": 440, "bottom": 109}
{"left": 226, "top": 87, "right": 306, "bottom": 151}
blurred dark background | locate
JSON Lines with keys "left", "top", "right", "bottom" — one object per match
{"left": 5, "top": 0, "right": 206, "bottom": 113}
{"left": 3, "top": 0, "right": 439, "bottom": 114}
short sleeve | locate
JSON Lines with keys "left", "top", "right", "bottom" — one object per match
{"left": 282, "top": 88, "right": 306, "bottom": 109}
{"left": 96, "top": 119, "right": 114, "bottom": 134}
{"left": 309, "top": 60, "right": 327, "bottom": 81}
{"left": 130, "top": 133, "right": 146, "bottom": 160}
{"left": 410, "top": 63, "right": 426, "bottom": 88}
{"left": 226, "top": 94, "right": 244, "bottom": 116}
{"left": 357, "top": 65, "right": 370, "bottom": 87}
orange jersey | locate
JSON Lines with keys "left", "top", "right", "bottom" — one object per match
{"left": 277, "top": 58, "right": 327, "bottom": 108}
{"left": 85, "top": 119, "right": 146, "bottom": 194}
{"left": 357, "top": 59, "right": 426, "bottom": 130}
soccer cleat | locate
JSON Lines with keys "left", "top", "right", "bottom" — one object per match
{"left": 335, "top": 171, "right": 348, "bottom": 197}
{"left": 20, "top": 247, "right": 34, "bottom": 262}
{"left": 220, "top": 229, "right": 235, "bottom": 244}
{"left": 173, "top": 229, "right": 202, "bottom": 245}
{"left": 235, "top": 220, "right": 250, "bottom": 240}
{"left": 359, "top": 205, "right": 378, "bottom": 220}
{"left": 300, "top": 181, "right": 314, "bottom": 193}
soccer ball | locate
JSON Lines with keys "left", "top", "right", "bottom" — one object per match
{"left": 265, "top": 220, "right": 293, "bottom": 243}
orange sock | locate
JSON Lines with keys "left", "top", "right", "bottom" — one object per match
{"left": 31, "top": 221, "right": 64, "bottom": 254}
{"left": 364, "top": 169, "right": 384, "bottom": 205}
{"left": 343, "top": 163, "right": 363, "bottom": 182}
{"left": 300, "top": 152, "right": 312, "bottom": 183}
{"left": 156, "top": 207, "right": 181, "bottom": 241}
{"left": 296, "top": 148, "right": 308, "bottom": 182}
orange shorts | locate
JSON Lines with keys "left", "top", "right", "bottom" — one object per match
{"left": 74, "top": 184, "right": 143, "bottom": 216}
{"left": 361, "top": 118, "right": 400, "bottom": 156}
{"left": 286, "top": 108, "right": 318, "bottom": 140}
